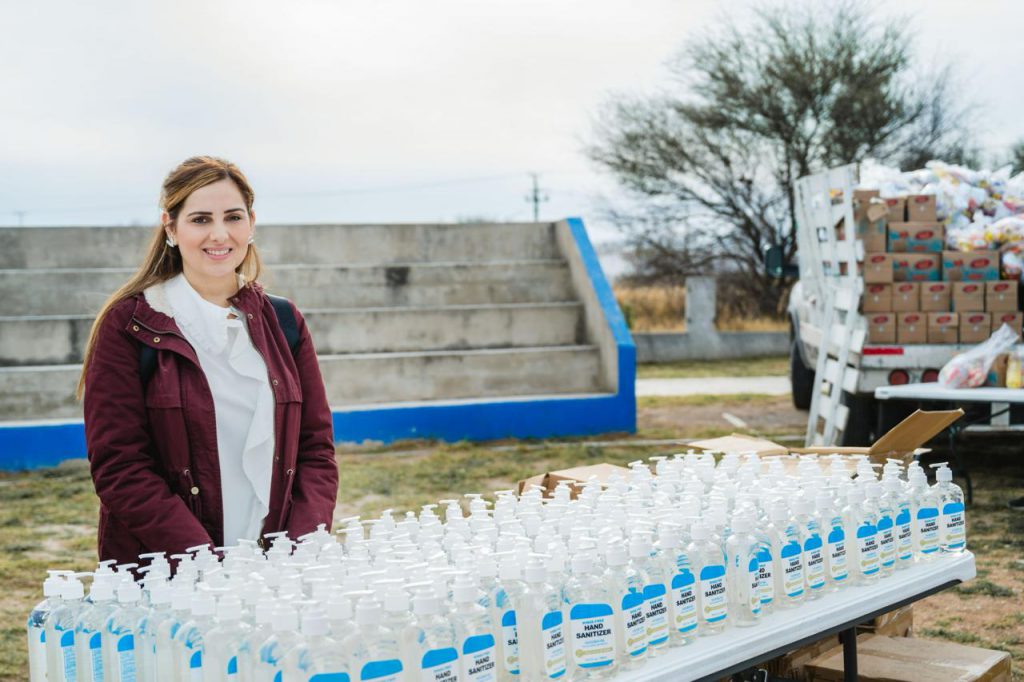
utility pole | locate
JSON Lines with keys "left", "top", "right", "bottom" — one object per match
{"left": 524, "top": 173, "right": 548, "bottom": 222}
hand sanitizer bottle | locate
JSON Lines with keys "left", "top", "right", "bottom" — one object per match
{"left": 687, "top": 523, "right": 727, "bottom": 635}
{"left": 769, "top": 505, "right": 804, "bottom": 607}
{"left": 202, "top": 594, "right": 252, "bottom": 682}
{"left": 410, "top": 588, "right": 462, "bottom": 682}
{"left": 873, "top": 483, "right": 896, "bottom": 577}
{"left": 909, "top": 469, "right": 940, "bottom": 560}
{"left": 155, "top": 582, "right": 193, "bottom": 680}
{"left": 724, "top": 515, "right": 761, "bottom": 627}
{"left": 344, "top": 596, "right": 404, "bottom": 682}
{"left": 451, "top": 573, "right": 499, "bottom": 682}
{"left": 137, "top": 579, "right": 174, "bottom": 681}
{"left": 74, "top": 572, "right": 117, "bottom": 682}
{"left": 516, "top": 556, "right": 568, "bottom": 680}
{"left": 28, "top": 571, "right": 66, "bottom": 682}
{"left": 170, "top": 585, "right": 216, "bottom": 681}
{"left": 816, "top": 492, "right": 847, "bottom": 591}
{"left": 751, "top": 518, "right": 775, "bottom": 613}
{"left": 843, "top": 486, "right": 879, "bottom": 584}
{"left": 657, "top": 525, "right": 698, "bottom": 645}
{"left": 494, "top": 556, "right": 525, "bottom": 680}
{"left": 47, "top": 573, "right": 86, "bottom": 682}
{"left": 630, "top": 534, "right": 669, "bottom": 654}
{"left": 282, "top": 608, "right": 350, "bottom": 681}
{"left": 563, "top": 553, "right": 617, "bottom": 677}
{"left": 931, "top": 462, "right": 967, "bottom": 554}
{"left": 885, "top": 478, "right": 913, "bottom": 570}
{"left": 103, "top": 577, "right": 146, "bottom": 682}
{"left": 793, "top": 497, "right": 826, "bottom": 599}
{"left": 603, "top": 541, "right": 648, "bottom": 667}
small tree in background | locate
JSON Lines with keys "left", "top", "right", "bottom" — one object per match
{"left": 589, "top": 1, "right": 975, "bottom": 315}
{"left": 1010, "top": 140, "right": 1024, "bottom": 174}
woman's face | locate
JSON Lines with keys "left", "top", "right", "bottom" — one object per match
{"left": 164, "top": 178, "right": 255, "bottom": 287}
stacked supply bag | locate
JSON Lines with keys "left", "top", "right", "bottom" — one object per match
{"left": 28, "top": 454, "right": 968, "bottom": 682}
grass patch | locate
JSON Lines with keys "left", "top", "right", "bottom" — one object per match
{"left": 638, "top": 393, "right": 785, "bottom": 409}
{"left": 919, "top": 627, "right": 988, "bottom": 646}
{"left": 954, "top": 579, "right": 1015, "bottom": 598}
{"left": 637, "top": 356, "right": 788, "bottom": 379}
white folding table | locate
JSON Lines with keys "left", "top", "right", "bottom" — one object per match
{"left": 875, "top": 383, "right": 1024, "bottom": 503}
{"left": 615, "top": 552, "right": 976, "bottom": 682}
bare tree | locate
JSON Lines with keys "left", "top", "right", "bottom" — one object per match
{"left": 589, "top": 1, "right": 975, "bottom": 314}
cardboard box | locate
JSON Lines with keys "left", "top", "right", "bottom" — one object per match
{"left": 986, "top": 353, "right": 1008, "bottom": 388}
{"left": 805, "top": 633, "right": 1011, "bottom": 682}
{"left": 992, "top": 312, "right": 1023, "bottom": 340}
{"left": 853, "top": 189, "right": 881, "bottom": 216}
{"left": 985, "top": 280, "right": 1018, "bottom": 312}
{"left": 765, "top": 634, "right": 841, "bottom": 681}
{"left": 960, "top": 312, "right": 992, "bottom": 344}
{"left": 892, "top": 253, "right": 941, "bottom": 282}
{"left": 891, "top": 283, "right": 919, "bottom": 312}
{"left": 860, "top": 203, "right": 889, "bottom": 252}
{"left": 897, "top": 312, "right": 927, "bottom": 344}
{"left": 858, "top": 605, "right": 914, "bottom": 638}
{"left": 920, "top": 282, "right": 951, "bottom": 312}
{"left": 882, "top": 196, "right": 906, "bottom": 222}
{"left": 862, "top": 284, "right": 892, "bottom": 313}
{"left": 863, "top": 253, "right": 893, "bottom": 283}
{"left": 687, "top": 433, "right": 789, "bottom": 456}
{"left": 952, "top": 282, "right": 985, "bottom": 312}
{"left": 866, "top": 312, "right": 896, "bottom": 344}
{"left": 887, "top": 222, "right": 944, "bottom": 252}
{"left": 516, "top": 463, "right": 629, "bottom": 498}
{"left": 793, "top": 409, "right": 963, "bottom": 464}
{"left": 927, "top": 312, "right": 959, "bottom": 344}
{"left": 943, "top": 250, "right": 1001, "bottom": 281}
{"left": 906, "top": 193, "right": 937, "bottom": 222}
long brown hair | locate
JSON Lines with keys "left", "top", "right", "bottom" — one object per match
{"left": 76, "top": 156, "right": 263, "bottom": 400}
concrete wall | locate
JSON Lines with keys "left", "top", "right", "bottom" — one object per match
{"left": 632, "top": 277, "right": 788, "bottom": 362}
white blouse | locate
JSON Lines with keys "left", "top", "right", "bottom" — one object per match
{"left": 164, "top": 274, "right": 275, "bottom": 546}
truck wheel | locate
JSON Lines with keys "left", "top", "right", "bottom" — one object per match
{"left": 840, "top": 392, "right": 876, "bottom": 446}
{"left": 790, "top": 340, "right": 814, "bottom": 411}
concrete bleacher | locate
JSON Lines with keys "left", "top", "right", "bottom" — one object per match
{"left": 0, "top": 219, "right": 635, "bottom": 464}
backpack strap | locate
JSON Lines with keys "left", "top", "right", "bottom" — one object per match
{"left": 138, "top": 295, "right": 301, "bottom": 388}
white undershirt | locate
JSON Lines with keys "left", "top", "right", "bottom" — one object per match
{"left": 164, "top": 274, "right": 275, "bottom": 546}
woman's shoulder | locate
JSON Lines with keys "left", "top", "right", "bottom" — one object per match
{"left": 103, "top": 295, "right": 143, "bottom": 327}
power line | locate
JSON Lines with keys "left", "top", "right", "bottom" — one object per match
{"left": 524, "top": 172, "right": 549, "bottom": 222}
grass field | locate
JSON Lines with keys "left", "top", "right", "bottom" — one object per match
{"left": 637, "top": 355, "right": 788, "bottom": 379}
{"left": 614, "top": 285, "right": 788, "bottom": 333}
{"left": 1, "top": 398, "right": 1020, "bottom": 680}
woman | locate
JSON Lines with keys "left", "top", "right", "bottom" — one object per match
{"left": 78, "top": 156, "right": 338, "bottom": 565}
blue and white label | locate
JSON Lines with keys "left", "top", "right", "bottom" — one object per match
{"left": 896, "top": 507, "right": 913, "bottom": 561}
{"left": 642, "top": 583, "right": 669, "bottom": 646}
{"left": 780, "top": 542, "right": 804, "bottom": 597}
{"left": 87, "top": 631, "right": 103, "bottom": 681}
{"left": 756, "top": 547, "right": 774, "bottom": 606}
{"left": 115, "top": 634, "right": 137, "bottom": 682}
{"left": 916, "top": 507, "right": 940, "bottom": 554}
{"left": 877, "top": 514, "right": 895, "bottom": 567}
{"left": 58, "top": 627, "right": 76, "bottom": 681}
{"left": 421, "top": 647, "right": 458, "bottom": 682}
{"left": 541, "top": 611, "right": 566, "bottom": 679}
{"left": 501, "top": 610, "right": 519, "bottom": 675}
{"left": 670, "top": 571, "right": 698, "bottom": 633}
{"left": 621, "top": 591, "right": 647, "bottom": 656}
{"left": 188, "top": 647, "right": 200, "bottom": 682}
{"left": 461, "top": 633, "right": 496, "bottom": 681}
{"left": 827, "top": 526, "right": 848, "bottom": 581}
{"left": 699, "top": 565, "right": 727, "bottom": 623}
{"left": 804, "top": 535, "right": 825, "bottom": 590}
{"left": 569, "top": 603, "right": 615, "bottom": 669}
{"left": 310, "top": 674, "right": 351, "bottom": 682}
{"left": 227, "top": 655, "right": 238, "bottom": 676}
{"left": 28, "top": 625, "right": 46, "bottom": 678}
{"left": 856, "top": 523, "right": 880, "bottom": 575}
{"left": 361, "top": 659, "right": 403, "bottom": 682}
{"left": 942, "top": 502, "right": 966, "bottom": 549}
{"left": 747, "top": 557, "right": 762, "bottom": 614}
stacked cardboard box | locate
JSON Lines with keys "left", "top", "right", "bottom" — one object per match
{"left": 854, "top": 191, "right": 1024, "bottom": 345}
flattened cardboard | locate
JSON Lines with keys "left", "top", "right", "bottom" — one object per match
{"left": 927, "top": 312, "right": 959, "bottom": 344}
{"left": 891, "top": 283, "right": 919, "bottom": 312}
{"left": 687, "top": 434, "right": 788, "bottom": 456}
{"left": 518, "top": 463, "right": 630, "bottom": 498}
{"left": 862, "top": 284, "right": 892, "bottom": 313}
{"left": 985, "top": 280, "right": 1019, "bottom": 312}
{"left": 920, "top": 281, "right": 952, "bottom": 312}
{"left": 892, "top": 253, "right": 941, "bottom": 282}
{"left": 952, "top": 282, "right": 985, "bottom": 312}
{"left": 794, "top": 409, "right": 963, "bottom": 459}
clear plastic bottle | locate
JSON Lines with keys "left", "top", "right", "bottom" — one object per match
{"left": 657, "top": 525, "right": 698, "bottom": 645}
{"left": 751, "top": 518, "right": 775, "bottom": 613}
{"left": 563, "top": 553, "right": 616, "bottom": 678}
{"left": 724, "top": 515, "right": 761, "bottom": 627}
{"left": 769, "top": 505, "right": 805, "bottom": 606}
{"left": 103, "top": 578, "right": 146, "bottom": 682}
{"left": 410, "top": 588, "right": 463, "bottom": 682}
{"left": 687, "top": 523, "right": 727, "bottom": 635}
{"left": 603, "top": 541, "right": 647, "bottom": 668}
{"left": 843, "top": 486, "right": 879, "bottom": 584}
{"left": 74, "top": 573, "right": 118, "bottom": 682}
{"left": 931, "top": 463, "right": 967, "bottom": 554}
{"left": 909, "top": 469, "right": 941, "bottom": 560}
{"left": 136, "top": 579, "right": 175, "bottom": 682}
{"left": 281, "top": 609, "right": 349, "bottom": 681}
{"left": 344, "top": 597, "right": 404, "bottom": 682}
{"left": 451, "top": 572, "right": 499, "bottom": 682}
{"left": 236, "top": 598, "right": 275, "bottom": 680}
{"left": 28, "top": 571, "right": 66, "bottom": 682}
{"left": 793, "top": 497, "right": 826, "bottom": 599}
{"left": 171, "top": 587, "right": 216, "bottom": 681}
{"left": 886, "top": 478, "right": 914, "bottom": 569}
{"left": 874, "top": 483, "right": 897, "bottom": 577}
{"left": 630, "top": 534, "right": 669, "bottom": 653}
{"left": 155, "top": 583, "right": 193, "bottom": 680}
{"left": 202, "top": 594, "right": 252, "bottom": 681}
{"left": 255, "top": 602, "right": 304, "bottom": 681}
{"left": 46, "top": 573, "right": 86, "bottom": 682}
{"left": 493, "top": 557, "right": 525, "bottom": 680}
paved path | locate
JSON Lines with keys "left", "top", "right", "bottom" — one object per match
{"left": 635, "top": 376, "right": 791, "bottom": 396}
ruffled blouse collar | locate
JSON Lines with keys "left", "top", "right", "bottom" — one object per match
{"left": 164, "top": 273, "right": 242, "bottom": 356}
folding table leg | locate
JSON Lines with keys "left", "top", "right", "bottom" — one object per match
{"left": 840, "top": 627, "right": 858, "bottom": 681}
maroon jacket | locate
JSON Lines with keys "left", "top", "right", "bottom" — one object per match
{"left": 83, "top": 280, "right": 337, "bottom": 564}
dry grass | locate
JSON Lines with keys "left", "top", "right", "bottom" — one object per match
{"left": 614, "top": 285, "right": 787, "bottom": 332}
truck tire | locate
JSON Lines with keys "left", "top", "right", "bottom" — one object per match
{"left": 840, "top": 392, "right": 876, "bottom": 446}
{"left": 790, "top": 339, "right": 814, "bottom": 411}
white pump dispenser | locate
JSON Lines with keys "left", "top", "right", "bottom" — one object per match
{"left": 516, "top": 555, "right": 568, "bottom": 680}
{"left": 793, "top": 497, "right": 825, "bottom": 599}
{"left": 73, "top": 569, "right": 117, "bottom": 682}
{"left": 909, "top": 468, "right": 940, "bottom": 559}
{"left": 724, "top": 515, "right": 761, "bottom": 627}
{"left": 931, "top": 463, "right": 967, "bottom": 553}
{"left": 46, "top": 572, "right": 85, "bottom": 682}
{"left": 344, "top": 597, "right": 404, "bottom": 682}
{"left": 604, "top": 541, "right": 648, "bottom": 667}
{"left": 688, "top": 523, "right": 727, "bottom": 635}
{"left": 564, "top": 552, "right": 617, "bottom": 676}
{"left": 103, "top": 577, "right": 145, "bottom": 682}
{"left": 283, "top": 608, "right": 350, "bottom": 680}
{"left": 630, "top": 533, "right": 669, "bottom": 653}
{"left": 451, "top": 572, "right": 499, "bottom": 682}
{"left": 203, "top": 593, "right": 252, "bottom": 681}
{"left": 411, "top": 587, "right": 463, "bottom": 682}
{"left": 28, "top": 570, "right": 66, "bottom": 682}
{"left": 657, "top": 525, "right": 698, "bottom": 644}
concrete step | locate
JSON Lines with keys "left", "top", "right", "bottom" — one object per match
{"left": 0, "top": 260, "right": 574, "bottom": 316}
{"left": 0, "top": 345, "right": 603, "bottom": 419}
{"left": 0, "top": 222, "right": 559, "bottom": 269}
{"left": 0, "top": 303, "right": 584, "bottom": 365}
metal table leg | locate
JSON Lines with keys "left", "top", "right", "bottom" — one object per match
{"left": 840, "top": 627, "right": 858, "bottom": 682}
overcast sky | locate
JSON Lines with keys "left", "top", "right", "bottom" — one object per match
{"left": 2, "top": 0, "right": 1021, "bottom": 245}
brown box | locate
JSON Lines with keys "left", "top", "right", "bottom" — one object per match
{"left": 992, "top": 312, "right": 1023, "bottom": 340}
{"left": 517, "top": 463, "right": 628, "bottom": 498}
{"left": 892, "top": 253, "right": 941, "bottom": 282}
{"left": 853, "top": 188, "right": 881, "bottom": 216}
{"left": 861, "top": 203, "right": 889, "bottom": 252}
{"left": 960, "top": 312, "right": 992, "bottom": 344}
{"left": 906, "top": 193, "right": 937, "bottom": 222}
{"left": 985, "top": 280, "right": 1018, "bottom": 312}
{"left": 887, "top": 222, "right": 944, "bottom": 252}
{"left": 986, "top": 353, "right": 1008, "bottom": 388}
{"left": 943, "top": 250, "right": 1001, "bottom": 281}
{"left": 953, "top": 282, "right": 985, "bottom": 312}
{"left": 792, "top": 409, "right": 963, "bottom": 463}
{"left": 858, "top": 605, "right": 914, "bottom": 638}
{"left": 882, "top": 196, "right": 906, "bottom": 222}
{"left": 766, "top": 634, "right": 842, "bottom": 680}
{"left": 920, "top": 282, "right": 951, "bottom": 312}
{"left": 891, "top": 283, "right": 919, "bottom": 312}
{"left": 897, "top": 312, "right": 927, "bottom": 344}
{"left": 862, "top": 284, "right": 892, "bottom": 312}
{"left": 806, "top": 633, "right": 1011, "bottom": 682}
{"left": 927, "top": 312, "right": 959, "bottom": 344}
{"left": 863, "top": 253, "right": 893, "bottom": 283}
{"left": 866, "top": 312, "right": 896, "bottom": 344}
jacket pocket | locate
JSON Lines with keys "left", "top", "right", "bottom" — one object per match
{"left": 179, "top": 468, "right": 203, "bottom": 521}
